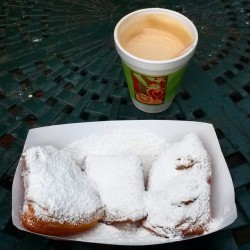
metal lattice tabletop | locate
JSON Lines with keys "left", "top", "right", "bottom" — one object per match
{"left": 0, "top": 0, "right": 250, "bottom": 249}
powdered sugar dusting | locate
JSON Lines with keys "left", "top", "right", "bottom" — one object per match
{"left": 85, "top": 154, "right": 146, "bottom": 222}
{"left": 64, "top": 128, "right": 166, "bottom": 181}
{"left": 13, "top": 122, "right": 237, "bottom": 245}
{"left": 22, "top": 146, "right": 103, "bottom": 223}
{"left": 72, "top": 223, "right": 166, "bottom": 244}
{"left": 144, "top": 133, "right": 212, "bottom": 238}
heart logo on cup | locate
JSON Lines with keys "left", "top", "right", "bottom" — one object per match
{"left": 147, "top": 89, "right": 164, "bottom": 100}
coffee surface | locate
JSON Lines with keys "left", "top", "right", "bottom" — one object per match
{"left": 119, "top": 13, "right": 193, "bottom": 61}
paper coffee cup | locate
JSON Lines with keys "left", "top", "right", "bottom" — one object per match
{"left": 114, "top": 8, "right": 198, "bottom": 113}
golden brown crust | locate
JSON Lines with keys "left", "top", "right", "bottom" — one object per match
{"left": 22, "top": 203, "right": 100, "bottom": 236}
{"left": 143, "top": 221, "right": 206, "bottom": 238}
{"left": 104, "top": 218, "right": 144, "bottom": 226}
{"left": 175, "top": 220, "right": 205, "bottom": 237}
{"left": 180, "top": 226, "right": 205, "bottom": 237}
{"left": 21, "top": 150, "right": 104, "bottom": 236}
{"left": 175, "top": 157, "right": 197, "bottom": 170}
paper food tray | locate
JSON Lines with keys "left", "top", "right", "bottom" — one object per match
{"left": 12, "top": 120, "right": 237, "bottom": 245}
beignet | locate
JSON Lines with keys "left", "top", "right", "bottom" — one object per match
{"left": 21, "top": 146, "right": 104, "bottom": 236}
{"left": 85, "top": 154, "right": 147, "bottom": 223}
{"left": 144, "top": 133, "right": 212, "bottom": 238}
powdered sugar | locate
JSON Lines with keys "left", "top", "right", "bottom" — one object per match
{"left": 22, "top": 131, "right": 211, "bottom": 238}
{"left": 72, "top": 222, "right": 166, "bottom": 244}
{"left": 85, "top": 154, "right": 146, "bottom": 222}
{"left": 64, "top": 128, "right": 166, "bottom": 181}
{"left": 144, "top": 133, "right": 211, "bottom": 238}
{"left": 22, "top": 146, "right": 103, "bottom": 223}
{"left": 13, "top": 121, "right": 237, "bottom": 245}
{"left": 74, "top": 219, "right": 223, "bottom": 245}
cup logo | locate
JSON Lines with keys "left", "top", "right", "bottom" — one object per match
{"left": 131, "top": 71, "right": 167, "bottom": 105}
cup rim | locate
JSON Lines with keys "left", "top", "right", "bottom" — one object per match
{"left": 114, "top": 8, "right": 198, "bottom": 65}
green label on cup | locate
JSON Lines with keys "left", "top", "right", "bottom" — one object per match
{"left": 122, "top": 63, "right": 186, "bottom": 105}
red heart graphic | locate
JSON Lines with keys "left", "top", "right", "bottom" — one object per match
{"left": 147, "top": 89, "right": 164, "bottom": 100}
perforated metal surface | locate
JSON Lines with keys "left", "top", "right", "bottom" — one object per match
{"left": 0, "top": 0, "right": 250, "bottom": 249}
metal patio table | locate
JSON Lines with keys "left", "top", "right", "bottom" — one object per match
{"left": 0, "top": 0, "right": 250, "bottom": 249}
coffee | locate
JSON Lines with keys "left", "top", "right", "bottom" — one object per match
{"left": 118, "top": 13, "right": 193, "bottom": 61}
{"left": 114, "top": 8, "right": 198, "bottom": 113}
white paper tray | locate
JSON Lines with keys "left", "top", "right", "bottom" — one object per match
{"left": 12, "top": 120, "right": 237, "bottom": 245}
